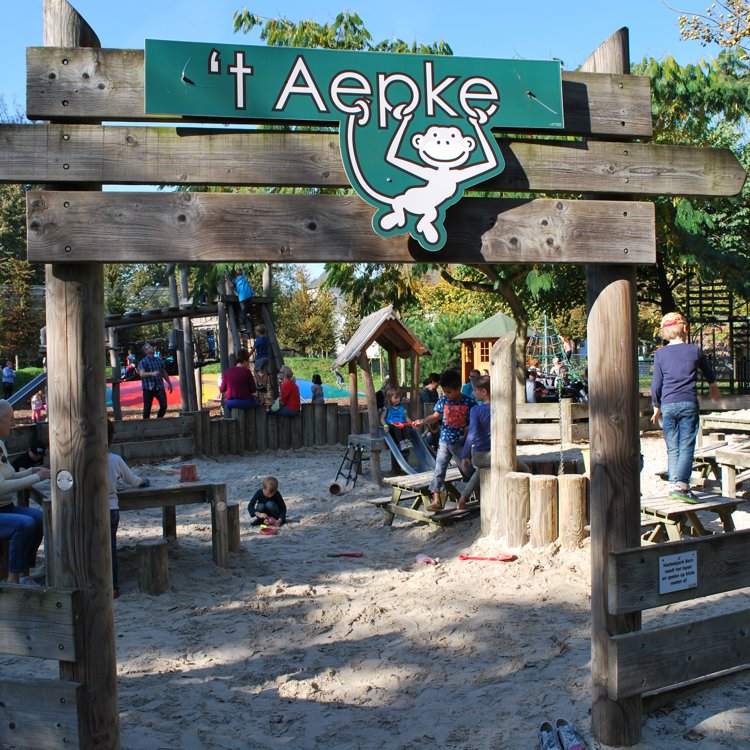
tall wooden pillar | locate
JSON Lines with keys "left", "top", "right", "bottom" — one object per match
{"left": 168, "top": 270, "right": 189, "bottom": 413}
{"left": 44, "top": 2, "right": 120, "bottom": 747}
{"left": 107, "top": 327, "right": 122, "bottom": 421}
{"left": 584, "top": 28, "right": 643, "bottom": 746}
{"left": 348, "top": 361, "right": 360, "bottom": 434}
{"left": 179, "top": 267, "right": 199, "bottom": 412}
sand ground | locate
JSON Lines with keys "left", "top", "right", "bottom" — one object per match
{"left": 5, "top": 432, "right": 750, "bottom": 749}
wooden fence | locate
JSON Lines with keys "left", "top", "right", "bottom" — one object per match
{"left": 607, "top": 531, "right": 750, "bottom": 700}
{"left": 0, "top": 585, "right": 84, "bottom": 749}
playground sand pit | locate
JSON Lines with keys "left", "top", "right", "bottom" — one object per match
{"left": 6, "top": 435, "right": 750, "bottom": 748}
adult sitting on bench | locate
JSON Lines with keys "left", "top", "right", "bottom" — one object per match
{"left": 0, "top": 399, "right": 50, "bottom": 585}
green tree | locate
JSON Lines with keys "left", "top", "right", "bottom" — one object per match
{"left": 0, "top": 257, "right": 44, "bottom": 363}
{"left": 405, "top": 310, "right": 484, "bottom": 374}
{"left": 632, "top": 52, "right": 750, "bottom": 313}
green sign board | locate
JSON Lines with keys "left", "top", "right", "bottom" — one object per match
{"left": 145, "top": 40, "right": 563, "bottom": 251}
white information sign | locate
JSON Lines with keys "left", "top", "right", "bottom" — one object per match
{"left": 659, "top": 550, "right": 698, "bottom": 595}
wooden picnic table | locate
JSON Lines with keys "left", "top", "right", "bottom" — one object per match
{"left": 640, "top": 493, "right": 737, "bottom": 543}
{"left": 715, "top": 446, "right": 750, "bottom": 498}
{"left": 117, "top": 481, "right": 231, "bottom": 567}
{"left": 32, "top": 481, "right": 232, "bottom": 570}
{"left": 374, "top": 467, "right": 477, "bottom": 526}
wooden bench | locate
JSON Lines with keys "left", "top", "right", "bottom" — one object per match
{"left": 117, "top": 481, "right": 230, "bottom": 568}
{"left": 376, "top": 467, "right": 476, "bottom": 526}
{"left": 0, "top": 585, "right": 83, "bottom": 749}
{"left": 640, "top": 493, "right": 738, "bottom": 543}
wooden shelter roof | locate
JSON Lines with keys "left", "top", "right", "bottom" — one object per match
{"left": 454, "top": 311, "right": 536, "bottom": 340}
{"left": 333, "top": 305, "right": 431, "bottom": 367}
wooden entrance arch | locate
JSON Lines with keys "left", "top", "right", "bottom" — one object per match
{"left": 0, "top": 1, "right": 745, "bottom": 746}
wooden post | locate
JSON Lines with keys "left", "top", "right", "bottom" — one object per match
{"left": 168, "top": 270, "right": 190, "bottom": 413}
{"left": 255, "top": 410, "right": 268, "bottom": 452}
{"left": 217, "top": 298, "right": 230, "bottom": 374}
{"left": 505, "top": 471, "right": 531, "bottom": 547}
{"left": 136, "top": 539, "right": 170, "bottom": 595}
{"left": 314, "top": 403, "right": 327, "bottom": 445}
{"left": 43, "top": 2, "right": 120, "bottom": 747}
{"left": 179, "top": 268, "right": 199, "bottom": 412}
{"left": 227, "top": 503, "right": 241, "bottom": 552}
{"left": 162, "top": 506, "right": 177, "bottom": 540}
{"left": 583, "top": 27, "right": 643, "bottom": 747}
{"left": 558, "top": 474, "right": 589, "bottom": 549}
{"left": 210, "top": 484, "right": 229, "bottom": 568}
{"left": 529, "top": 475, "right": 558, "bottom": 547}
{"left": 357, "top": 353, "right": 383, "bottom": 486}
{"left": 244, "top": 408, "right": 257, "bottom": 453}
{"left": 483, "top": 333, "right": 517, "bottom": 539}
{"left": 302, "top": 403, "right": 315, "bottom": 446}
{"left": 387, "top": 349, "right": 398, "bottom": 384}
{"left": 107, "top": 327, "right": 122, "bottom": 421}
{"left": 410, "top": 352, "right": 420, "bottom": 419}
{"left": 348, "top": 361, "right": 360, "bottom": 434}
{"left": 561, "top": 397, "right": 573, "bottom": 444}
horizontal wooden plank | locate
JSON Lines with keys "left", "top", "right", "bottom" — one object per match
{"left": 115, "top": 436, "right": 194, "bottom": 461}
{"left": 517, "top": 403, "right": 565, "bottom": 419}
{"left": 608, "top": 608, "right": 750, "bottom": 699}
{"left": 26, "top": 47, "right": 653, "bottom": 138}
{"left": 0, "top": 677, "right": 81, "bottom": 749}
{"left": 715, "top": 448, "right": 750, "bottom": 470}
{"left": 118, "top": 482, "right": 215, "bottom": 510}
{"left": 609, "top": 529, "right": 750, "bottom": 615}
{"left": 0, "top": 585, "right": 79, "bottom": 661}
{"left": 699, "top": 394, "right": 750, "bottom": 411}
{"left": 27, "top": 191, "right": 655, "bottom": 265}
{"left": 516, "top": 424, "right": 561, "bottom": 440}
{"left": 0, "top": 124, "right": 742, "bottom": 196}
{"left": 111, "top": 415, "right": 194, "bottom": 441}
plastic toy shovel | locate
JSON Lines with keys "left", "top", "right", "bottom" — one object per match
{"left": 458, "top": 554, "right": 517, "bottom": 562}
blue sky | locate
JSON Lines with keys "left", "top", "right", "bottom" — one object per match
{"left": 1, "top": 0, "right": 721, "bottom": 113}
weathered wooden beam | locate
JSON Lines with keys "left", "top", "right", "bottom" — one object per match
{"left": 1, "top": 124, "right": 743, "bottom": 195}
{"left": 609, "top": 530, "right": 750, "bottom": 615}
{"left": 27, "top": 191, "right": 656, "bottom": 265}
{"left": 27, "top": 47, "right": 653, "bottom": 138}
{"left": 585, "top": 28, "right": 642, "bottom": 747}
{"left": 608, "top": 608, "right": 750, "bottom": 700}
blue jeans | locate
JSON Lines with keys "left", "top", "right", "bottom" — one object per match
{"left": 662, "top": 401, "right": 700, "bottom": 488}
{"left": 429, "top": 442, "right": 472, "bottom": 493}
{"left": 0, "top": 504, "right": 44, "bottom": 574}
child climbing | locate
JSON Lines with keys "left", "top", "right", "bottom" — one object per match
{"left": 413, "top": 369, "right": 476, "bottom": 512}
{"left": 247, "top": 475, "right": 287, "bottom": 526}
{"left": 380, "top": 385, "right": 419, "bottom": 453}
{"left": 248, "top": 324, "right": 270, "bottom": 389}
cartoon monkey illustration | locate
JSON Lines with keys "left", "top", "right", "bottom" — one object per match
{"left": 344, "top": 100, "right": 501, "bottom": 249}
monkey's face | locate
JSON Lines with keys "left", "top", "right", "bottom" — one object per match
{"left": 411, "top": 126, "right": 475, "bottom": 168}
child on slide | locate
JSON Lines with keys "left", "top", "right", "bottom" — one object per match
{"left": 380, "top": 385, "right": 419, "bottom": 453}
{"left": 247, "top": 475, "right": 287, "bottom": 526}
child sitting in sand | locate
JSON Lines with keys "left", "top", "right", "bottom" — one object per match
{"left": 380, "top": 385, "right": 419, "bottom": 453}
{"left": 247, "top": 475, "right": 287, "bottom": 526}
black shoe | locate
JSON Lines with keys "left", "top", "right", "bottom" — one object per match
{"left": 250, "top": 518, "right": 262, "bottom": 526}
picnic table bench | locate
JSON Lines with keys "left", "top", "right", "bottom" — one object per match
{"left": 373, "top": 467, "right": 477, "bottom": 526}
{"left": 653, "top": 440, "right": 727, "bottom": 488}
{"left": 715, "top": 446, "right": 750, "bottom": 498}
{"left": 641, "top": 493, "right": 738, "bottom": 543}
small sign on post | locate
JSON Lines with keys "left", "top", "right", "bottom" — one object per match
{"left": 658, "top": 550, "right": 698, "bottom": 595}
